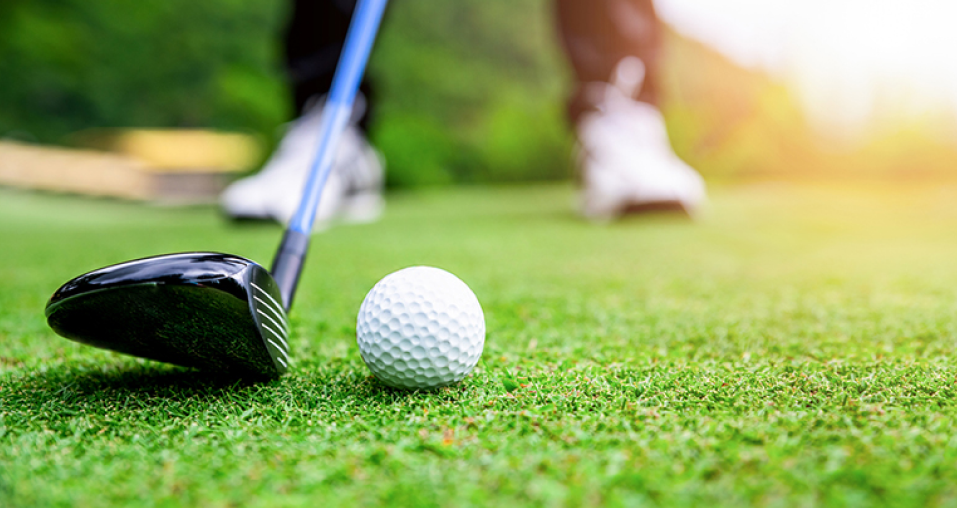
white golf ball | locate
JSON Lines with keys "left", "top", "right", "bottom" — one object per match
{"left": 356, "top": 266, "right": 485, "bottom": 390}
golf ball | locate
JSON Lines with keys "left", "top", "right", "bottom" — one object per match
{"left": 356, "top": 266, "right": 485, "bottom": 389}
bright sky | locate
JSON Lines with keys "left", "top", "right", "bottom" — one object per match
{"left": 656, "top": 0, "right": 957, "bottom": 138}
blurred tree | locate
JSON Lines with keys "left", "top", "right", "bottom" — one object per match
{"left": 368, "top": 0, "right": 574, "bottom": 186}
{"left": 0, "top": 0, "right": 289, "bottom": 144}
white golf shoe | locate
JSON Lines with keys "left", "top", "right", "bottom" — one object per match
{"left": 577, "top": 58, "right": 706, "bottom": 220}
{"left": 221, "top": 96, "right": 384, "bottom": 231}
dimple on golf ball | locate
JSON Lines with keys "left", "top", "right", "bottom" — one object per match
{"left": 356, "top": 266, "right": 485, "bottom": 390}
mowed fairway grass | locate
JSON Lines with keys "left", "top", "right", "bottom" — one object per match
{"left": 4, "top": 182, "right": 957, "bottom": 507}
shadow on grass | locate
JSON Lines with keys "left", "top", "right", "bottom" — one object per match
{"left": 2, "top": 362, "right": 269, "bottom": 406}
{"left": 342, "top": 370, "right": 493, "bottom": 405}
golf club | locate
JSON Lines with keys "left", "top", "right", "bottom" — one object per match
{"left": 44, "top": 0, "right": 389, "bottom": 379}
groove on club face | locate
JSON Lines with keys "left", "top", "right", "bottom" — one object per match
{"left": 45, "top": 253, "right": 289, "bottom": 378}
{"left": 249, "top": 279, "right": 290, "bottom": 369}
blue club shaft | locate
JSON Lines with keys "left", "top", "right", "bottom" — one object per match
{"left": 288, "top": 0, "right": 388, "bottom": 234}
{"left": 271, "top": 0, "right": 388, "bottom": 310}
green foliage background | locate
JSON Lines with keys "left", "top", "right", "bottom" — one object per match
{"left": 0, "top": 0, "right": 573, "bottom": 186}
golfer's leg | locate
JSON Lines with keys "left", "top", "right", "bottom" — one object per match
{"left": 285, "top": 0, "right": 375, "bottom": 131}
{"left": 555, "top": 0, "right": 662, "bottom": 121}
{"left": 554, "top": 0, "right": 706, "bottom": 218}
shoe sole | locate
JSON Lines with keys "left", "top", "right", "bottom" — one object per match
{"left": 620, "top": 200, "right": 693, "bottom": 217}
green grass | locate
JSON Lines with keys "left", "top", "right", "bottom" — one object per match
{"left": 4, "top": 182, "right": 957, "bottom": 507}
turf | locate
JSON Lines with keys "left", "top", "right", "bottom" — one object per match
{"left": 4, "top": 182, "right": 957, "bottom": 507}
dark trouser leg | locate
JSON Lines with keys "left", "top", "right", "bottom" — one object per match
{"left": 555, "top": 0, "right": 663, "bottom": 123}
{"left": 284, "top": 0, "right": 375, "bottom": 131}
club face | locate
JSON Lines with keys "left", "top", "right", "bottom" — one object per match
{"left": 45, "top": 253, "right": 289, "bottom": 379}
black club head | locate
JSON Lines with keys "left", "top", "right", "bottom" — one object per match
{"left": 45, "top": 253, "right": 289, "bottom": 379}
